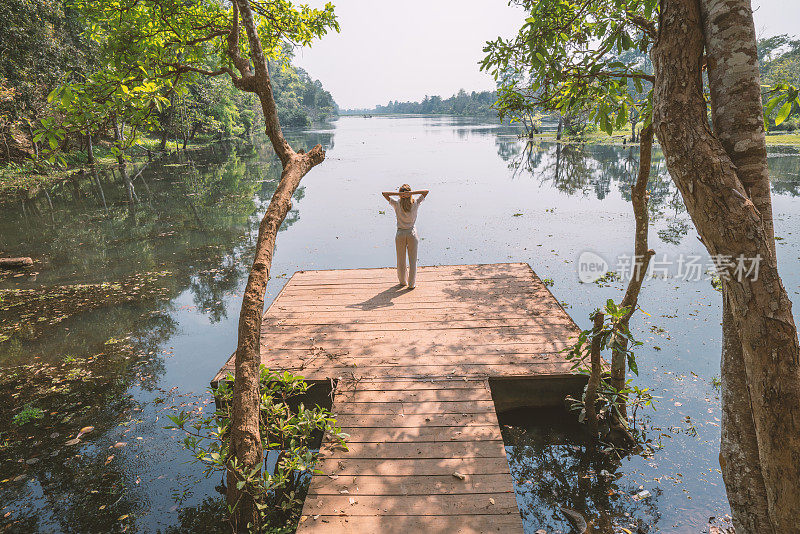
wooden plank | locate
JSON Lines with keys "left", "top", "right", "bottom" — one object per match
{"left": 307, "top": 473, "right": 514, "bottom": 495}
{"left": 256, "top": 330, "right": 575, "bottom": 345}
{"left": 332, "top": 413, "right": 500, "bottom": 429}
{"left": 265, "top": 364, "right": 574, "bottom": 380}
{"left": 265, "top": 292, "right": 557, "bottom": 306}
{"left": 296, "top": 514, "right": 522, "bottom": 533}
{"left": 319, "top": 440, "right": 507, "bottom": 459}
{"left": 263, "top": 317, "right": 574, "bottom": 332}
{"left": 337, "top": 425, "right": 501, "bottom": 443}
{"left": 264, "top": 346, "right": 572, "bottom": 357}
{"left": 291, "top": 263, "right": 531, "bottom": 280}
{"left": 312, "top": 457, "right": 513, "bottom": 477}
{"left": 334, "top": 378, "right": 489, "bottom": 390}
{"left": 262, "top": 345, "right": 572, "bottom": 357}
{"left": 263, "top": 352, "right": 571, "bottom": 368}
{"left": 301, "top": 493, "right": 519, "bottom": 516}
{"left": 287, "top": 277, "right": 536, "bottom": 289}
{"left": 331, "top": 400, "right": 497, "bottom": 415}
{"left": 266, "top": 312, "right": 562, "bottom": 325}
{"left": 271, "top": 301, "right": 566, "bottom": 313}
{"left": 290, "top": 267, "right": 530, "bottom": 279}
{"left": 335, "top": 388, "right": 492, "bottom": 402}
{"left": 280, "top": 281, "right": 550, "bottom": 295}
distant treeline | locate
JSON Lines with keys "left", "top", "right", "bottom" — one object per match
{"left": 345, "top": 90, "right": 498, "bottom": 117}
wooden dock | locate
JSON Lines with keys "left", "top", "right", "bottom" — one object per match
{"left": 213, "top": 263, "right": 581, "bottom": 533}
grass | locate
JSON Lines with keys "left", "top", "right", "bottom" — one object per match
{"left": 0, "top": 160, "right": 69, "bottom": 198}
{"left": 766, "top": 132, "right": 800, "bottom": 146}
{"left": 531, "top": 125, "right": 800, "bottom": 147}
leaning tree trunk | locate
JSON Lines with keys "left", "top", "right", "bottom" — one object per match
{"left": 652, "top": 1, "right": 800, "bottom": 530}
{"left": 610, "top": 124, "right": 655, "bottom": 420}
{"left": 699, "top": 0, "right": 775, "bottom": 530}
{"left": 224, "top": 0, "right": 326, "bottom": 530}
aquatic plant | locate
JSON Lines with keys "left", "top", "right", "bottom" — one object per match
{"left": 564, "top": 300, "right": 656, "bottom": 452}
{"left": 12, "top": 404, "right": 44, "bottom": 426}
{"left": 166, "top": 366, "right": 346, "bottom": 532}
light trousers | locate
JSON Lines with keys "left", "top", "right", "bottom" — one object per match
{"left": 395, "top": 228, "right": 419, "bottom": 287}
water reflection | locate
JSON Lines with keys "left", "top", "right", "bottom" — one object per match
{"left": 501, "top": 408, "right": 660, "bottom": 534}
{"left": 0, "top": 135, "right": 334, "bottom": 532}
{"left": 1, "top": 115, "right": 798, "bottom": 532}
{"left": 495, "top": 139, "right": 704, "bottom": 249}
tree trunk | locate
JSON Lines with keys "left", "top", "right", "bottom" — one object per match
{"left": 719, "top": 291, "right": 772, "bottom": 532}
{"left": 224, "top": 1, "right": 326, "bottom": 529}
{"left": 584, "top": 312, "right": 604, "bottom": 438}
{"left": 556, "top": 116, "right": 563, "bottom": 140}
{"left": 86, "top": 131, "right": 95, "bottom": 165}
{"left": 652, "top": 1, "right": 800, "bottom": 530}
{"left": 160, "top": 94, "right": 173, "bottom": 151}
{"left": 610, "top": 125, "right": 655, "bottom": 420}
{"left": 699, "top": 1, "right": 776, "bottom": 530}
{"left": 27, "top": 122, "right": 39, "bottom": 159}
{"left": 112, "top": 117, "right": 125, "bottom": 164}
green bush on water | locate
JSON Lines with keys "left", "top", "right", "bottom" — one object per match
{"left": 12, "top": 404, "right": 45, "bottom": 426}
{"left": 166, "top": 365, "right": 348, "bottom": 532}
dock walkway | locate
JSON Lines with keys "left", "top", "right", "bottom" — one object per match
{"left": 213, "top": 263, "right": 581, "bottom": 533}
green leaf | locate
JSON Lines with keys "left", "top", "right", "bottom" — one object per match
{"left": 775, "top": 101, "right": 792, "bottom": 125}
{"left": 765, "top": 94, "right": 785, "bottom": 116}
{"left": 615, "top": 105, "right": 627, "bottom": 129}
{"left": 627, "top": 353, "right": 639, "bottom": 375}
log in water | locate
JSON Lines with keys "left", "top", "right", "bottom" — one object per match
{"left": 0, "top": 257, "right": 33, "bottom": 269}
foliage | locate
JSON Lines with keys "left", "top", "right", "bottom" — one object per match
{"left": 12, "top": 404, "right": 45, "bottom": 426}
{"left": 765, "top": 83, "right": 799, "bottom": 128}
{"left": 39, "top": 72, "right": 170, "bottom": 164}
{"left": 759, "top": 35, "right": 800, "bottom": 130}
{"left": 481, "top": 0, "right": 658, "bottom": 136}
{"left": 368, "top": 90, "right": 498, "bottom": 117}
{"left": 271, "top": 61, "right": 338, "bottom": 127}
{"left": 166, "top": 366, "right": 347, "bottom": 531}
{"left": 0, "top": 0, "right": 90, "bottom": 135}
{"left": 563, "top": 300, "right": 653, "bottom": 445}
{"left": 22, "top": 0, "right": 339, "bottom": 165}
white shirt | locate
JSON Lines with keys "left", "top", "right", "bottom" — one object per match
{"left": 388, "top": 195, "right": 425, "bottom": 230}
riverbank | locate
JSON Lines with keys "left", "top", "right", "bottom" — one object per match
{"left": 0, "top": 135, "right": 238, "bottom": 202}
{"left": 530, "top": 126, "right": 800, "bottom": 147}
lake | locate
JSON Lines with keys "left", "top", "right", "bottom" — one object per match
{"left": 1, "top": 115, "right": 799, "bottom": 533}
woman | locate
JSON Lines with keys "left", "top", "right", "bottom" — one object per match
{"left": 382, "top": 184, "right": 429, "bottom": 289}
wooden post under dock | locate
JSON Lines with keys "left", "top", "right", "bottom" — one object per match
{"left": 212, "top": 263, "right": 583, "bottom": 533}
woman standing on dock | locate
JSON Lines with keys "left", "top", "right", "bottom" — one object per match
{"left": 382, "top": 184, "right": 429, "bottom": 289}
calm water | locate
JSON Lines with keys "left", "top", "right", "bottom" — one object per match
{"left": 1, "top": 116, "right": 799, "bottom": 533}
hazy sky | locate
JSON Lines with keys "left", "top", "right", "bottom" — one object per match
{"left": 294, "top": 0, "right": 800, "bottom": 109}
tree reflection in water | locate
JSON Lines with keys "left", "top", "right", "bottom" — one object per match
{"left": 500, "top": 407, "right": 661, "bottom": 533}
{"left": 0, "top": 134, "right": 333, "bottom": 533}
